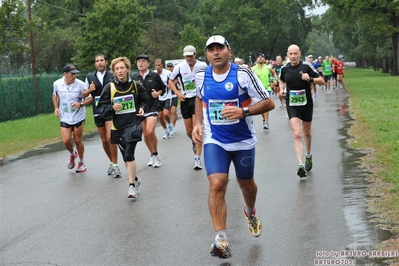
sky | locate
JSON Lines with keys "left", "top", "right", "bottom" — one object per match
{"left": 307, "top": 4, "right": 329, "bottom": 15}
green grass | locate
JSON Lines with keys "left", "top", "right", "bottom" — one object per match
{"left": 345, "top": 67, "right": 399, "bottom": 233}
{"left": 0, "top": 107, "right": 97, "bottom": 159}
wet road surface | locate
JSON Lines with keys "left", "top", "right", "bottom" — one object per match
{"left": 0, "top": 86, "right": 392, "bottom": 265}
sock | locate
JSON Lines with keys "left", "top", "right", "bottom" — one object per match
{"left": 195, "top": 155, "right": 200, "bottom": 160}
{"left": 79, "top": 159, "right": 84, "bottom": 163}
{"left": 245, "top": 206, "right": 254, "bottom": 217}
{"left": 129, "top": 183, "right": 135, "bottom": 187}
{"left": 113, "top": 163, "right": 119, "bottom": 168}
{"left": 215, "top": 230, "right": 227, "bottom": 240}
{"left": 306, "top": 153, "right": 312, "bottom": 158}
{"left": 152, "top": 152, "right": 158, "bottom": 156}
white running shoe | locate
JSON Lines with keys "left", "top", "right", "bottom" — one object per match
{"left": 113, "top": 166, "right": 122, "bottom": 178}
{"left": 162, "top": 130, "right": 170, "bottom": 139}
{"left": 75, "top": 162, "right": 87, "bottom": 173}
{"left": 67, "top": 150, "right": 78, "bottom": 169}
{"left": 152, "top": 155, "right": 161, "bottom": 168}
{"left": 168, "top": 124, "right": 174, "bottom": 136}
{"left": 210, "top": 234, "right": 232, "bottom": 259}
{"left": 147, "top": 156, "right": 154, "bottom": 166}
{"left": 107, "top": 164, "right": 113, "bottom": 175}
{"left": 194, "top": 158, "right": 202, "bottom": 170}
{"left": 127, "top": 177, "right": 141, "bottom": 198}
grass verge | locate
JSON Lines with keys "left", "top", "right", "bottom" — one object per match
{"left": 0, "top": 108, "right": 97, "bottom": 159}
{"left": 344, "top": 67, "right": 399, "bottom": 259}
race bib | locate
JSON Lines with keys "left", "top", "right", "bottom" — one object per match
{"left": 183, "top": 79, "right": 196, "bottom": 91}
{"left": 114, "top": 94, "right": 136, "bottom": 115}
{"left": 208, "top": 99, "right": 239, "bottom": 125}
{"left": 289, "top": 89, "right": 307, "bottom": 106}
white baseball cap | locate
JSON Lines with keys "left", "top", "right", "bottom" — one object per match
{"left": 183, "top": 45, "right": 196, "bottom": 56}
{"left": 205, "top": 35, "right": 230, "bottom": 49}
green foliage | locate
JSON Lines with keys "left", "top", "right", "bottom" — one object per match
{"left": 322, "top": 0, "right": 399, "bottom": 74}
{"left": 0, "top": 0, "right": 28, "bottom": 56}
{"left": 73, "top": 0, "right": 154, "bottom": 70}
{"left": 196, "top": 0, "right": 312, "bottom": 63}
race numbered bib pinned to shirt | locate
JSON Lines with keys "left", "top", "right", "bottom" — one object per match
{"left": 183, "top": 79, "right": 196, "bottom": 91}
{"left": 208, "top": 99, "right": 239, "bottom": 125}
{"left": 289, "top": 89, "right": 307, "bottom": 106}
{"left": 114, "top": 94, "right": 136, "bottom": 115}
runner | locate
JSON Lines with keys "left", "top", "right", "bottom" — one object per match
{"left": 154, "top": 59, "right": 172, "bottom": 140}
{"left": 321, "top": 55, "right": 333, "bottom": 94}
{"left": 52, "top": 64, "right": 93, "bottom": 173}
{"left": 83, "top": 54, "right": 121, "bottom": 177}
{"left": 168, "top": 45, "right": 207, "bottom": 170}
{"left": 97, "top": 57, "right": 148, "bottom": 198}
{"left": 252, "top": 52, "right": 273, "bottom": 129}
{"left": 165, "top": 62, "right": 178, "bottom": 134}
{"left": 193, "top": 35, "right": 275, "bottom": 259}
{"left": 279, "top": 45, "right": 325, "bottom": 178}
{"left": 132, "top": 54, "right": 166, "bottom": 168}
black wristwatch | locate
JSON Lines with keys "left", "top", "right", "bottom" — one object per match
{"left": 80, "top": 102, "right": 84, "bottom": 107}
{"left": 243, "top": 107, "right": 250, "bottom": 116}
{"left": 309, "top": 77, "right": 314, "bottom": 83}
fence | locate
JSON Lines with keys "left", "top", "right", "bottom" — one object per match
{"left": 0, "top": 71, "right": 88, "bottom": 122}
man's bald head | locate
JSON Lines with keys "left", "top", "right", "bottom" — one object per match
{"left": 286, "top": 44, "right": 301, "bottom": 66}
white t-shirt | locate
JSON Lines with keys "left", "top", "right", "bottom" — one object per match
{"left": 53, "top": 77, "right": 90, "bottom": 124}
{"left": 170, "top": 60, "right": 208, "bottom": 99}
{"left": 154, "top": 69, "right": 171, "bottom": 101}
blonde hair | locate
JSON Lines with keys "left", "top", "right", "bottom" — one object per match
{"left": 110, "top": 57, "right": 131, "bottom": 73}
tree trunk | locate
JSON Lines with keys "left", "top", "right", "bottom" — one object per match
{"left": 391, "top": 16, "right": 399, "bottom": 76}
{"left": 381, "top": 59, "right": 389, "bottom": 73}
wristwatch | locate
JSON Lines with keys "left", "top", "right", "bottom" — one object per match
{"left": 80, "top": 102, "right": 84, "bottom": 107}
{"left": 243, "top": 107, "right": 250, "bottom": 116}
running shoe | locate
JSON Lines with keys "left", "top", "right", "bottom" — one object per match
{"left": 76, "top": 162, "right": 87, "bottom": 173}
{"left": 244, "top": 208, "right": 262, "bottom": 237}
{"left": 107, "top": 164, "right": 113, "bottom": 175}
{"left": 152, "top": 155, "right": 161, "bottom": 168}
{"left": 194, "top": 157, "right": 202, "bottom": 170}
{"left": 147, "top": 155, "right": 154, "bottom": 166}
{"left": 210, "top": 235, "right": 232, "bottom": 259}
{"left": 113, "top": 166, "right": 122, "bottom": 178}
{"left": 127, "top": 176, "right": 141, "bottom": 198}
{"left": 162, "top": 130, "right": 170, "bottom": 139}
{"left": 263, "top": 122, "right": 269, "bottom": 130}
{"left": 192, "top": 142, "right": 196, "bottom": 154}
{"left": 305, "top": 155, "right": 313, "bottom": 171}
{"left": 297, "top": 164, "right": 307, "bottom": 178}
{"left": 67, "top": 150, "right": 78, "bottom": 169}
{"left": 168, "top": 124, "right": 174, "bottom": 136}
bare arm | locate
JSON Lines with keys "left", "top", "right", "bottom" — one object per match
{"left": 52, "top": 94, "right": 60, "bottom": 117}
{"left": 192, "top": 96, "right": 204, "bottom": 144}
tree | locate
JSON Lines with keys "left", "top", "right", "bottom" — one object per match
{"left": 322, "top": 0, "right": 399, "bottom": 75}
{"left": 0, "top": 0, "right": 29, "bottom": 74}
{"left": 195, "top": 0, "right": 313, "bottom": 64}
{"left": 73, "top": 0, "right": 154, "bottom": 71}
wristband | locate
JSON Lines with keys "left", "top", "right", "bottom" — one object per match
{"left": 309, "top": 77, "right": 314, "bottom": 83}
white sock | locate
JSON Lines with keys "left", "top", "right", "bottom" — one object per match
{"left": 215, "top": 230, "right": 227, "bottom": 240}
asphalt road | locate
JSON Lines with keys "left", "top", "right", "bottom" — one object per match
{"left": 0, "top": 86, "right": 386, "bottom": 265}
